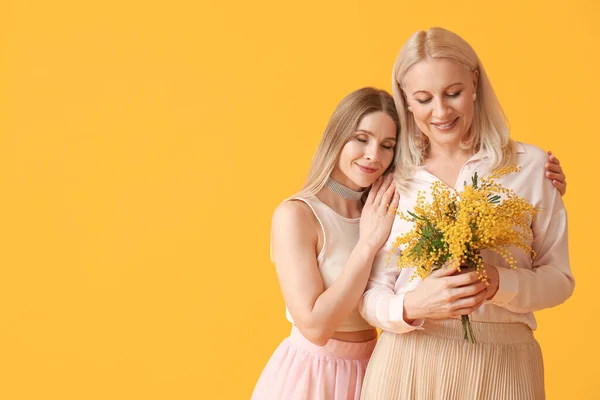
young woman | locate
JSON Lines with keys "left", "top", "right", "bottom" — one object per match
{"left": 251, "top": 87, "right": 400, "bottom": 400}
{"left": 359, "top": 27, "right": 574, "bottom": 399}
{"left": 251, "top": 86, "right": 567, "bottom": 400}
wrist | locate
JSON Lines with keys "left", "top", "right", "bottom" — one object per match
{"left": 486, "top": 281, "right": 499, "bottom": 300}
{"left": 485, "top": 265, "right": 500, "bottom": 300}
{"left": 356, "top": 238, "right": 381, "bottom": 255}
{"left": 403, "top": 291, "right": 419, "bottom": 322}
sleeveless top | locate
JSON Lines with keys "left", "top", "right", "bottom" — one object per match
{"left": 282, "top": 195, "right": 372, "bottom": 332}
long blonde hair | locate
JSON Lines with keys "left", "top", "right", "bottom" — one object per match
{"left": 294, "top": 87, "right": 400, "bottom": 199}
{"left": 392, "top": 27, "right": 514, "bottom": 191}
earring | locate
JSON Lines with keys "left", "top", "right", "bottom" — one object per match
{"left": 407, "top": 106, "right": 413, "bottom": 112}
{"left": 472, "top": 93, "right": 477, "bottom": 101}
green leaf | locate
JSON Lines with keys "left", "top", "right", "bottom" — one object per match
{"left": 487, "top": 194, "right": 501, "bottom": 204}
{"left": 407, "top": 210, "right": 428, "bottom": 221}
{"left": 471, "top": 172, "right": 479, "bottom": 189}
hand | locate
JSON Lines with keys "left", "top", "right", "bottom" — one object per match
{"left": 403, "top": 265, "right": 488, "bottom": 321}
{"left": 482, "top": 263, "right": 499, "bottom": 300}
{"left": 358, "top": 173, "right": 400, "bottom": 252}
{"left": 546, "top": 151, "right": 566, "bottom": 196}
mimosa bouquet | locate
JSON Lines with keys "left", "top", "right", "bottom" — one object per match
{"left": 388, "top": 165, "right": 539, "bottom": 343}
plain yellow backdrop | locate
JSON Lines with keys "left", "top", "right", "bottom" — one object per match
{"left": 0, "top": 0, "right": 598, "bottom": 399}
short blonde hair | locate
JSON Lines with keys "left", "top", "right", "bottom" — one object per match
{"left": 392, "top": 27, "right": 513, "bottom": 191}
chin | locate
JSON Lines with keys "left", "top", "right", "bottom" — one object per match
{"left": 430, "top": 132, "right": 466, "bottom": 145}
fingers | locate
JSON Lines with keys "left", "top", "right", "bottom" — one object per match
{"left": 380, "top": 180, "right": 397, "bottom": 212}
{"left": 388, "top": 189, "right": 400, "bottom": 214}
{"left": 447, "top": 270, "right": 481, "bottom": 286}
{"left": 546, "top": 151, "right": 566, "bottom": 194}
{"left": 365, "top": 176, "right": 383, "bottom": 205}
{"left": 545, "top": 165, "right": 566, "bottom": 196}
{"left": 449, "top": 281, "right": 487, "bottom": 300}
{"left": 553, "top": 180, "right": 566, "bottom": 196}
{"left": 545, "top": 162, "right": 562, "bottom": 174}
{"left": 544, "top": 156, "right": 567, "bottom": 196}
{"left": 451, "top": 289, "right": 488, "bottom": 316}
{"left": 547, "top": 151, "right": 560, "bottom": 166}
{"left": 545, "top": 171, "right": 564, "bottom": 181}
{"left": 373, "top": 173, "right": 393, "bottom": 206}
{"left": 431, "top": 264, "right": 458, "bottom": 278}
{"left": 452, "top": 305, "right": 484, "bottom": 317}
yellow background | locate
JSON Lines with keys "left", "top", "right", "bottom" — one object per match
{"left": 0, "top": 1, "right": 597, "bottom": 399}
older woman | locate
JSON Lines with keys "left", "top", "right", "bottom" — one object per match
{"left": 360, "top": 28, "right": 574, "bottom": 399}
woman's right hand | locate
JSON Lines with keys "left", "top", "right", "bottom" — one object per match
{"left": 403, "top": 265, "right": 488, "bottom": 321}
{"left": 358, "top": 173, "right": 400, "bottom": 252}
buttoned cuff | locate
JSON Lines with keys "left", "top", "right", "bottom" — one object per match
{"left": 388, "top": 293, "right": 425, "bottom": 332}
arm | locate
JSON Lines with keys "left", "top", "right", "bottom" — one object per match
{"left": 358, "top": 217, "right": 424, "bottom": 334}
{"left": 486, "top": 154, "right": 575, "bottom": 312}
{"left": 360, "top": 214, "right": 488, "bottom": 334}
{"left": 545, "top": 151, "right": 567, "bottom": 195}
{"left": 485, "top": 209, "right": 574, "bottom": 312}
{"left": 273, "top": 176, "right": 399, "bottom": 346}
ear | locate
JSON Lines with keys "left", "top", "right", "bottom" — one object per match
{"left": 472, "top": 69, "right": 479, "bottom": 93}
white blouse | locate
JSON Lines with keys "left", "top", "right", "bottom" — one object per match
{"left": 359, "top": 142, "right": 575, "bottom": 333}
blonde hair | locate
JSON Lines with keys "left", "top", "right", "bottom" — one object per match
{"left": 294, "top": 87, "right": 400, "bottom": 200}
{"left": 392, "top": 27, "right": 514, "bottom": 191}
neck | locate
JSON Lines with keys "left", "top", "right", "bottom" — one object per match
{"left": 316, "top": 188, "right": 363, "bottom": 219}
{"left": 317, "top": 176, "right": 364, "bottom": 218}
{"left": 426, "top": 142, "right": 473, "bottom": 165}
{"left": 324, "top": 176, "right": 364, "bottom": 199}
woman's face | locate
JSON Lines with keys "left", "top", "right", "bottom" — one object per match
{"left": 331, "top": 111, "right": 397, "bottom": 190}
{"left": 403, "top": 58, "right": 478, "bottom": 150}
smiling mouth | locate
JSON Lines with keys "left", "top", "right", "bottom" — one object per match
{"left": 432, "top": 117, "right": 459, "bottom": 130}
{"left": 356, "top": 164, "right": 378, "bottom": 174}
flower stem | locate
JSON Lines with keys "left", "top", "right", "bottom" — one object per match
{"left": 461, "top": 315, "right": 476, "bottom": 344}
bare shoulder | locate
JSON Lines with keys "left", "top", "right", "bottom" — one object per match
{"left": 272, "top": 199, "right": 319, "bottom": 239}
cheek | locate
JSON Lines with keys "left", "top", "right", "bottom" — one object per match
{"left": 456, "top": 98, "right": 475, "bottom": 120}
{"left": 382, "top": 151, "right": 395, "bottom": 169}
{"left": 339, "top": 141, "right": 362, "bottom": 163}
{"left": 412, "top": 109, "right": 430, "bottom": 130}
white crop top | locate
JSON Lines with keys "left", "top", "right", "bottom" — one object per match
{"left": 282, "top": 196, "right": 373, "bottom": 332}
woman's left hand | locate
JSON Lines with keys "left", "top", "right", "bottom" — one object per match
{"left": 483, "top": 263, "right": 500, "bottom": 300}
{"left": 545, "top": 151, "right": 566, "bottom": 196}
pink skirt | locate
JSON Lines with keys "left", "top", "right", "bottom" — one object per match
{"left": 251, "top": 326, "right": 376, "bottom": 400}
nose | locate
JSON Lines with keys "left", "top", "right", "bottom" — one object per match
{"left": 432, "top": 97, "right": 451, "bottom": 119}
{"left": 364, "top": 141, "right": 382, "bottom": 161}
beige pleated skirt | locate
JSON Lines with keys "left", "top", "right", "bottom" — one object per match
{"left": 361, "top": 319, "right": 545, "bottom": 400}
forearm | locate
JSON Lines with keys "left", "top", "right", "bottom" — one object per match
{"left": 303, "top": 242, "right": 377, "bottom": 340}
{"left": 488, "top": 206, "right": 574, "bottom": 313}
{"left": 360, "top": 287, "right": 423, "bottom": 334}
{"left": 488, "top": 265, "right": 574, "bottom": 313}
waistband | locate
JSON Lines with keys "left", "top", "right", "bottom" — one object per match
{"left": 288, "top": 326, "right": 376, "bottom": 360}
{"left": 420, "top": 319, "right": 535, "bottom": 344}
